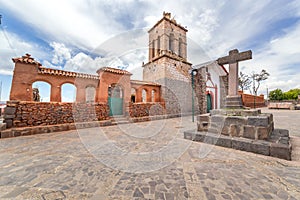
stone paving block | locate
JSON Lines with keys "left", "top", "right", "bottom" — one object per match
{"left": 216, "top": 135, "right": 232, "bottom": 148}
{"left": 231, "top": 137, "right": 252, "bottom": 152}
{"left": 250, "top": 140, "right": 270, "bottom": 156}
{"left": 247, "top": 116, "right": 269, "bottom": 127}
{"left": 257, "top": 127, "right": 270, "bottom": 140}
{"left": 270, "top": 143, "right": 292, "bottom": 160}
{"left": 0, "top": 130, "right": 13, "bottom": 138}
{"left": 197, "top": 114, "right": 210, "bottom": 122}
{"left": 242, "top": 125, "right": 255, "bottom": 139}
{"left": 273, "top": 129, "right": 289, "bottom": 137}
{"left": 203, "top": 132, "right": 220, "bottom": 145}
{"left": 4, "top": 107, "right": 16, "bottom": 115}
{"left": 241, "top": 109, "right": 259, "bottom": 117}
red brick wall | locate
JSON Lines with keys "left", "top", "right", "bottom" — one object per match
{"left": 129, "top": 102, "right": 166, "bottom": 117}
{"left": 4, "top": 101, "right": 109, "bottom": 128}
{"left": 239, "top": 92, "right": 265, "bottom": 108}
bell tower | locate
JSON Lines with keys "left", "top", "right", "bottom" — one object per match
{"left": 143, "top": 12, "right": 193, "bottom": 114}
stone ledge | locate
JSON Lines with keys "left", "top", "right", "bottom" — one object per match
{"left": 0, "top": 120, "right": 112, "bottom": 139}
{"left": 0, "top": 113, "right": 192, "bottom": 139}
{"left": 184, "top": 130, "right": 292, "bottom": 160}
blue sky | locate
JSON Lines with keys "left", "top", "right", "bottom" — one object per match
{"left": 0, "top": 0, "right": 300, "bottom": 101}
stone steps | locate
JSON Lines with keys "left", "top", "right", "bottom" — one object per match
{"left": 111, "top": 115, "right": 130, "bottom": 125}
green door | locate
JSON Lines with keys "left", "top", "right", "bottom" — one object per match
{"left": 108, "top": 97, "right": 123, "bottom": 116}
{"left": 207, "top": 93, "right": 212, "bottom": 113}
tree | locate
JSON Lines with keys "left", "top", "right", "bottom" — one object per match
{"left": 283, "top": 88, "right": 300, "bottom": 100}
{"left": 269, "top": 89, "right": 283, "bottom": 100}
{"left": 238, "top": 71, "right": 252, "bottom": 92}
{"left": 251, "top": 69, "right": 270, "bottom": 96}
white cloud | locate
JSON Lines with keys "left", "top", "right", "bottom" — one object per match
{"left": 50, "top": 42, "right": 72, "bottom": 65}
{"left": 0, "top": 29, "right": 47, "bottom": 75}
{"left": 1, "top": 0, "right": 300, "bottom": 97}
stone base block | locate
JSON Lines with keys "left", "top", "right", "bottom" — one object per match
{"left": 270, "top": 143, "right": 292, "bottom": 160}
{"left": 183, "top": 129, "right": 292, "bottom": 160}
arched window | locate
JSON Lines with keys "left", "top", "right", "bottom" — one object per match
{"left": 179, "top": 38, "right": 183, "bottom": 57}
{"left": 151, "top": 90, "right": 156, "bottom": 102}
{"left": 131, "top": 88, "right": 136, "bottom": 103}
{"left": 32, "top": 81, "right": 51, "bottom": 102}
{"left": 142, "top": 89, "right": 147, "bottom": 103}
{"left": 86, "top": 86, "right": 95, "bottom": 102}
{"left": 157, "top": 35, "right": 161, "bottom": 55}
{"left": 169, "top": 33, "right": 174, "bottom": 52}
{"left": 151, "top": 40, "right": 155, "bottom": 59}
{"left": 61, "top": 83, "right": 76, "bottom": 102}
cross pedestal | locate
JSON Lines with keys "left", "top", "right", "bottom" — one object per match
{"left": 217, "top": 49, "right": 252, "bottom": 109}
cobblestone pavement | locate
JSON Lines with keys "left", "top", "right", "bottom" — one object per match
{"left": 0, "top": 109, "right": 300, "bottom": 199}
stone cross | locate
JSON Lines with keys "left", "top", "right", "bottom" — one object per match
{"left": 217, "top": 49, "right": 252, "bottom": 96}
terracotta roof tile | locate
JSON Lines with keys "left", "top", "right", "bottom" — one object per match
{"left": 97, "top": 67, "right": 132, "bottom": 75}
{"left": 12, "top": 54, "right": 42, "bottom": 66}
{"left": 38, "top": 67, "right": 100, "bottom": 79}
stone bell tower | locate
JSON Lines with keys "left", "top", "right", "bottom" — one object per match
{"left": 143, "top": 12, "right": 193, "bottom": 114}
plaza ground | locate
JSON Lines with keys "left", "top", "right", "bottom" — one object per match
{"left": 0, "top": 108, "right": 300, "bottom": 199}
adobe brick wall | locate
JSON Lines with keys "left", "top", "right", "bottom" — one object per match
{"left": 239, "top": 92, "right": 265, "bottom": 108}
{"left": 129, "top": 102, "right": 165, "bottom": 117}
{"left": 4, "top": 101, "right": 109, "bottom": 128}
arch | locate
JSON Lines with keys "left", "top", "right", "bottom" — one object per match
{"left": 86, "top": 86, "right": 96, "bottom": 102}
{"left": 169, "top": 33, "right": 174, "bottom": 52}
{"left": 108, "top": 84, "right": 124, "bottom": 116}
{"left": 142, "top": 89, "right": 147, "bottom": 103}
{"left": 32, "top": 81, "right": 51, "bottom": 102}
{"left": 109, "top": 84, "right": 123, "bottom": 98}
{"left": 131, "top": 88, "right": 136, "bottom": 103}
{"left": 61, "top": 83, "right": 77, "bottom": 102}
{"left": 151, "top": 89, "right": 156, "bottom": 102}
{"left": 157, "top": 35, "right": 161, "bottom": 55}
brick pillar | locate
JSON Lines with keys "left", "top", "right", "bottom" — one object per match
{"left": 76, "top": 86, "right": 86, "bottom": 102}
{"left": 146, "top": 90, "right": 152, "bottom": 102}
{"left": 136, "top": 88, "right": 142, "bottom": 102}
{"left": 51, "top": 85, "right": 61, "bottom": 102}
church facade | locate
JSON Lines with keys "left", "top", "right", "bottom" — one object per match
{"left": 9, "top": 12, "right": 228, "bottom": 118}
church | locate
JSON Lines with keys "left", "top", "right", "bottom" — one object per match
{"left": 8, "top": 12, "right": 229, "bottom": 119}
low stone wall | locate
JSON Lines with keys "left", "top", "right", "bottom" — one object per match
{"left": 4, "top": 101, "right": 109, "bottom": 128}
{"left": 240, "top": 92, "right": 265, "bottom": 108}
{"left": 129, "top": 102, "right": 165, "bottom": 118}
{"left": 268, "top": 102, "right": 295, "bottom": 110}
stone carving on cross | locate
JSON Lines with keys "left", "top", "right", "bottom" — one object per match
{"left": 217, "top": 49, "right": 252, "bottom": 108}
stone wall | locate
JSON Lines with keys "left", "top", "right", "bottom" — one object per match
{"left": 195, "top": 68, "right": 207, "bottom": 114}
{"left": 129, "top": 102, "right": 165, "bottom": 117}
{"left": 4, "top": 101, "right": 109, "bottom": 128}
{"left": 219, "top": 75, "right": 229, "bottom": 108}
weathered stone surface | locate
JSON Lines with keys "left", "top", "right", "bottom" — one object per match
{"left": 273, "top": 129, "right": 289, "bottom": 137}
{"left": 270, "top": 143, "right": 292, "bottom": 160}
{"left": 231, "top": 137, "right": 252, "bottom": 152}
{"left": 241, "top": 109, "right": 259, "bottom": 117}
{"left": 4, "top": 107, "right": 16, "bottom": 115}
{"left": 129, "top": 102, "right": 165, "bottom": 118}
{"left": 247, "top": 116, "right": 269, "bottom": 127}
{"left": 229, "top": 124, "right": 239, "bottom": 137}
{"left": 242, "top": 125, "right": 255, "bottom": 139}
{"left": 257, "top": 127, "right": 270, "bottom": 140}
{"left": 4, "top": 102, "right": 110, "bottom": 128}
{"left": 250, "top": 140, "right": 270, "bottom": 156}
